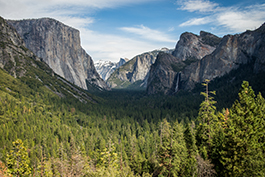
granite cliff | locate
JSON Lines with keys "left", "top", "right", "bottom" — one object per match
{"left": 7, "top": 18, "right": 109, "bottom": 90}
{"left": 172, "top": 31, "right": 221, "bottom": 61}
{"left": 107, "top": 48, "right": 173, "bottom": 89}
{"left": 146, "top": 52, "right": 183, "bottom": 94}
{"left": 0, "top": 16, "right": 96, "bottom": 103}
{"left": 146, "top": 31, "right": 221, "bottom": 94}
{"left": 147, "top": 23, "right": 265, "bottom": 94}
{"left": 181, "top": 23, "right": 265, "bottom": 90}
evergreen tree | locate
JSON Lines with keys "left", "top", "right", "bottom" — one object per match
{"left": 221, "top": 81, "right": 265, "bottom": 176}
{"left": 157, "top": 119, "right": 173, "bottom": 176}
{"left": 184, "top": 123, "right": 197, "bottom": 177}
{"left": 171, "top": 121, "right": 189, "bottom": 176}
{"left": 196, "top": 79, "right": 218, "bottom": 159}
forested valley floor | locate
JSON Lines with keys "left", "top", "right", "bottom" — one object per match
{"left": 1, "top": 63, "right": 265, "bottom": 176}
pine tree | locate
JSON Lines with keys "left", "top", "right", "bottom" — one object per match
{"left": 183, "top": 123, "right": 197, "bottom": 177}
{"left": 196, "top": 79, "right": 218, "bottom": 159}
{"left": 157, "top": 119, "right": 173, "bottom": 176}
{"left": 221, "top": 81, "right": 265, "bottom": 176}
{"left": 171, "top": 121, "right": 189, "bottom": 176}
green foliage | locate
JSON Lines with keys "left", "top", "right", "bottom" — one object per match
{"left": 184, "top": 123, "right": 198, "bottom": 177}
{"left": 221, "top": 81, "right": 265, "bottom": 176}
{"left": 157, "top": 119, "right": 188, "bottom": 176}
{"left": 6, "top": 139, "right": 31, "bottom": 176}
{"left": 97, "top": 140, "right": 118, "bottom": 168}
{"left": 196, "top": 80, "right": 218, "bottom": 159}
{"left": 1, "top": 79, "right": 265, "bottom": 176}
{"left": 1, "top": 38, "right": 265, "bottom": 177}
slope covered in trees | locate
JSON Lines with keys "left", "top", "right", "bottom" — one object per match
{"left": 1, "top": 65, "right": 265, "bottom": 176}
{"left": 1, "top": 15, "right": 265, "bottom": 177}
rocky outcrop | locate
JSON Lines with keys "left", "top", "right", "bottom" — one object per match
{"left": 146, "top": 31, "right": 221, "bottom": 94}
{"left": 172, "top": 31, "right": 221, "bottom": 61}
{"left": 181, "top": 23, "right": 265, "bottom": 90}
{"left": 147, "top": 23, "right": 265, "bottom": 94}
{"left": 0, "top": 16, "right": 95, "bottom": 103}
{"left": 7, "top": 18, "right": 109, "bottom": 90}
{"left": 146, "top": 52, "right": 183, "bottom": 94}
{"left": 107, "top": 48, "right": 173, "bottom": 89}
{"left": 0, "top": 16, "right": 37, "bottom": 78}
{"left": 95, "top": 58, "right": 128, "bottom": 81}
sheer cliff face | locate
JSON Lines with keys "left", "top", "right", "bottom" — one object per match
{"left": 146, "top": 52, "right": 183, "bottom": 94}
{"left": 107, "top": 50, "right": 159, "bottom": 89}
{"left": 8, "top": 18, "right": 109, "bottom": 90}
{"left": 147, "top": 23, "right": 265, "bottom": 94}
{"left": 172, "top": 31, "right": 221, "bottom": 61}
{"left": 181, "top": 23, "right": 265, "bottom": 90}
{"left": 146, "top": 31, "right": 221, "bottom": 94}
{"left": 0, "top": 16, "right": 97, "bottom": 103}
{"left": 107, "top": 49, "right": 173, "bottom": 89}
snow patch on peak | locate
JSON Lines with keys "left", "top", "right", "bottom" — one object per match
{"left": 95, "top": 58, "right": 127, "bottom": 81}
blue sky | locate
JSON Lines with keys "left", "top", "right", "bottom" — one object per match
{"left": 1, "top": 0, "right": 265, "bottom": 62}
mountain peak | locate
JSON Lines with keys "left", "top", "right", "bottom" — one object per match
{"left": 8, "top": 18, "right": 110, "bottom": 91}
{"left": 95, "top": 58, "right": 127, "bottom": 81}
{"left": 172, "top": 31, "right": 218, "bottom": 61}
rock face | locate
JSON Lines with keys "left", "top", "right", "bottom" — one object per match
{"left": 147, "top": 23, "right": 265, "bottom": 94}
{"left": 181, "top": 23, "right": 265, "bottom": 90}
{"left": 107, "top": 48, "right": 173, "bottom": 89}
{"left": 7, "top": 18, "right": 109, "bottom": 90}
{"left": 172, "top": 31, "right": 221, "bottom": 61}
{"left": 0, "top": 17, "right": 37, "bottom": 78}
{"left": 146, "top": 52, "right": 183, "bottom": 94}
{"left": 95, "top": 58, "right": 128, "bottom": 81}
{"left": 146, "top": 31, "right": 220, "bottom": 94}
{"left": 0, "top": 16, "right": 95, "bottom": 103}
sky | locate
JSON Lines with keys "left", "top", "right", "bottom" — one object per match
{"left": 1, "top": 0, "right": 265, "bottom": 62}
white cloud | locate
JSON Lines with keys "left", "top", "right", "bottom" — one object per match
{"left": 179, "top": 17, "right": 212, "bottom": 27}
{"left": 216, "top": 5, "right": 265, "bottom": 32}
{"left": 0, "top": 0, "right": 169, "bottom": 62}
{"left": 79, "top": 28, "right": 162, "bottom": 62}
{"left": 168, "top": 27, "right": 175, "bottom": 32}
{"left": 0, "top": 0, "right": 159, "bottom": 17}
{"left": 178, "top": 0, "right": 265, "bottom": 33}
{"left": 55, "top": 16, "right": 94, "bottom": 29}
{"left": 120, "top": 25, "right": 176, "bottom": 43}
{"left": 0, "top": 0, "right": 160, "bottom": 22}
{"left": 177, "top": 0, "right": 218, "bottom": 13}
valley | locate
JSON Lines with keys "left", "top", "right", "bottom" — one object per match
{"left": 0, "top": 15, "right": 265, "bottom": 176}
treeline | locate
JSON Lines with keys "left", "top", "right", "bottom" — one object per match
{"left": 0, "top": 80, "right": 264, "bottom": 176}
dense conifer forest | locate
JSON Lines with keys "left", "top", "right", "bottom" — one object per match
{"left": 0, "top": 61, "right": 265, "bottom": 176}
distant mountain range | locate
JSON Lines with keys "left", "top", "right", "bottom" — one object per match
{"left": 94, "top": 58, "right": 128, "bottom": 81}
{"left": 106, "top": 48, "right": 173, "bottom": 89}
{"left": 2, "top": 15, "right": 265, "bottom": 96}
{"left": 105, "top": 22, "right": 265, "bottom": 95}
{"left": 147, "top": 23, "right": 265, "bottom": 94}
